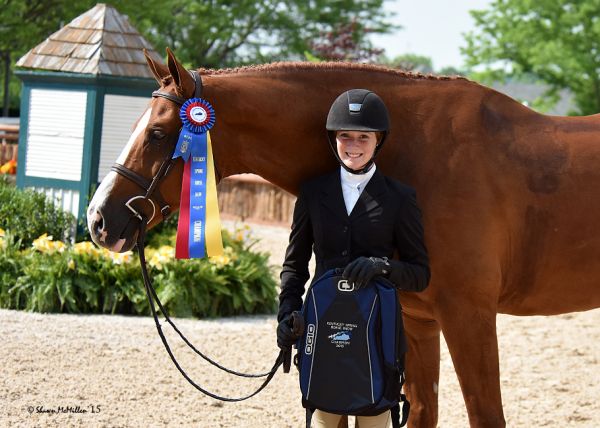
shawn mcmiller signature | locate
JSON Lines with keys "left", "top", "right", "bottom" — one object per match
{"left": 27, "top": 405, "right": 102, "bottom": 415}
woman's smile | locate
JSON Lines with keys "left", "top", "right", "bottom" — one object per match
{"left": 346, "top": 151, "right": 363, "bottom": 158}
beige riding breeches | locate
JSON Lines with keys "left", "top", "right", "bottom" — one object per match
{"left": 312, "top": 409, "right": 391, "bottom": 428}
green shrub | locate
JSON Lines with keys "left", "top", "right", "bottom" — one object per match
{"left": 0, "top": 176, "right": 76, "bottom": 248}
{"left": 151, "top": 229, "right": 277, "bottom": 317}
{"left": 0, "top": 226, "right": 278, "bottom": 318}
{"left": 0, "top": 231, "right": 23, "bottom": 306}
{"left": 146, "top": 213, "right": 178, "bottom": 248}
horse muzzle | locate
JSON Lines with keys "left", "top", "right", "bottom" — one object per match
{"left": 87, "top": 191, "right": 151, "bottom": 253}
{"left": 87, "top": 204, "right": 138, "bottom": 252}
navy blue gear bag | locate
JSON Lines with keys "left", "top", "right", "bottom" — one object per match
{"left": 295, "top": 269, "right": 410, "bottom": 428}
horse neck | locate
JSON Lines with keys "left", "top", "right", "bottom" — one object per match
{"left": 200, "top": 65, "right": 486, "bottom": 194}
{"left": 203, "top": 69, "right": 339, "bottom": 194}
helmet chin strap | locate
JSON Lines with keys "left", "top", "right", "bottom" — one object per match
{"left": 340, "top": 157, "right": 376, "bottom": 175}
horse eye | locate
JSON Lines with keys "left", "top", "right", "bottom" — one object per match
{"left": 151, "top": 129, "right": 166, "bottom": 140}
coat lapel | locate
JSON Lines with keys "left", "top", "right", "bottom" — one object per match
{"left": 349, "top": 170, "right": 387, "bottom": 220}
{"left": 320, "top": 170, "right": 349, "bottom": 220}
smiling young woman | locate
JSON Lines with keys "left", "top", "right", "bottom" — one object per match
{"left": 276, "top": 89, "right": 430, "bottom": 428}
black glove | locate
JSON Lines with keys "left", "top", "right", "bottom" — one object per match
{"left": 342, "top": 256, "right": 391, "bottom": 289}
{"left": 277, "top": 312, "right": 303, "bottom": 350}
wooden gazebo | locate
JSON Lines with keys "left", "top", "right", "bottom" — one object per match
{"left": 14, "top": 3, "right": 163, "bottom": 223}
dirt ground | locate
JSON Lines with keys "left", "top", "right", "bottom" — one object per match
{"left": 1, "top": 221, "right": 599, "bottom": 427}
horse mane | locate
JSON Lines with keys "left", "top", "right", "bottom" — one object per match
{"left": 196, "top": 61, "right": 469, "bottom": 82}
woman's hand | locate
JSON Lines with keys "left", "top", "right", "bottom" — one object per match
{"left": 277, "top": 312, "right": 304, "bottom": 350}
{"left": 342, "top": 257, "right": 391, "bottom": 289}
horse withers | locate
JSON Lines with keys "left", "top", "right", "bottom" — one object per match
{"left": 87, "top": 48, "right": 600, "bottom": 427}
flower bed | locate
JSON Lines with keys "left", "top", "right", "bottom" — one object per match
{"left": 0, "top": 226, "right": 278, "bottom": 318}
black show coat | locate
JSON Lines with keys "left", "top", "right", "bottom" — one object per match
{"left": 278, "top": 168, "right": 431, "bottom": 321}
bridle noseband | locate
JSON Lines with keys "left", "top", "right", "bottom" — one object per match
{"left": 110, "top": 70, "right": 203, "bottom": 224}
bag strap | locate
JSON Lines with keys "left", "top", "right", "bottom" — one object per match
{"left": 305, "top": 408, "right": 315, "bottom": 428}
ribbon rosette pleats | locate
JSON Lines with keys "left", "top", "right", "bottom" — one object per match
{"left": 173, "top": 98, "right": 223, "bottom": 259}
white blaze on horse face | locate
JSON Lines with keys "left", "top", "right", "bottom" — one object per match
{"left": 87, "top": 108, "right": 152, "bottom": 246}
{"left": 117, "top": 108, "right": 152, "bottom": 164}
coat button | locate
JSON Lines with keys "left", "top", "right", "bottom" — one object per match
{"left": 342, "top": 250, "right": 348, "bottom": 256}
{"left": 343, "top": 226, "right": 349, "bottom": 233}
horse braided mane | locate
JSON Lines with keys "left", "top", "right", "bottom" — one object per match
{"left": 196, "top": 61, "right": 468, "bottom": 81}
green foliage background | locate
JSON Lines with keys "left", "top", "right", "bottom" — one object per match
{"left": 0, "top": 0, "right": 393, "bottom": 112}
{"left": 463, "top": 0, "right": 600, "bottom": 115}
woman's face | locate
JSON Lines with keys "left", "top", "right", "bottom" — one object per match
{"left": 336, "top": 130, "right": 378, "bottom": 171}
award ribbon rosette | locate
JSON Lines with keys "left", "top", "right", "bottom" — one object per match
{"left": 172, "top": 98, "right": 223, "bottom": 259}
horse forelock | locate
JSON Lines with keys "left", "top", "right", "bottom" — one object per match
{"left": 195, "top": 61, "right": 468, "bottom": 82}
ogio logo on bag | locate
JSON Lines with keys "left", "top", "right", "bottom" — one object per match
{"left": 337, "top": 280, "right": 354, "bottom": 292}
{"left": 304, "top": 324, "right": 315, "bottom": 355}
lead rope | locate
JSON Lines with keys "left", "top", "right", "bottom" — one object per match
{"left": 135, "top": 218, "right": 284, "bottom": 401}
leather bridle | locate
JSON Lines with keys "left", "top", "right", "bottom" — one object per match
{"left": 110, "top": 70, "right": 204, "bottom": 224}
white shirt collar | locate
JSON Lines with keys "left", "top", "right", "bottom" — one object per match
{"left": 340, "top": 163, "right": 376, "bottom": 189}
{"left": 339, "top": 164, "right": 376, "bottom": 215}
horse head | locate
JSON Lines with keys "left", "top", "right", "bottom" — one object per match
{"left": 87, "top": 49, "right": 199, "bottom": 252}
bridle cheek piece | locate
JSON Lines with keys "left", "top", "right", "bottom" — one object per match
{"left": 110, "top": 70, "right": 203, "bottom": 224}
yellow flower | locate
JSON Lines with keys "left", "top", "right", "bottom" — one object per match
{"left": 32, "top": 233, "right": 66, "bottom": 254}
{"left": 233, "top": 225, "right": 252, "bottom": 243}
{"left": 148, "top": 245, "right": 174, "bottom": 270}
{"left": 0, "top": 227, "right": 5, "bottom": 237}
{"left": 73, "top": 241, "right": 99, "bottom": 256}
{"left": 224, "top": 245, "right": 238, "bottom": 261}
{"left": 209, "top": 254, "right": 231, "bottom": 268}
{"left": 157, "top": 245, "right": 174, "bottom": 257}
{"left": 52, "top": 240, "right": 66, "bottom": 253}
{"left": 32, "top": 233, "right": 50, "bottom": 252}
{"left": 67, "top": 259, "right": 75, "bottom": 270}
{"left": 110, "top": 251, "right": 133, "bottom": 265}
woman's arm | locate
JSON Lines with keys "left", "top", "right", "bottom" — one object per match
{"left": 278, "top": 186, "right": 314, "bottom": 321}
{"left": 388, "top": 188, "right": 431, "bottom": 292}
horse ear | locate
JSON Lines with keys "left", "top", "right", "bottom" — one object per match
{"left": 143, "top": 49, "right": 169, "bottom": 86}
{"left": 166, "top": 47, "right": 195, "bottom": 98}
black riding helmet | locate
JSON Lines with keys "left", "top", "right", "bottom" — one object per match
{"left": 326, "top": 89, "right": 390, "bottom": 174}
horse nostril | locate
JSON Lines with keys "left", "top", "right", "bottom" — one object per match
{"left": 92, "top": 210, "right": 105, "bottom": 240}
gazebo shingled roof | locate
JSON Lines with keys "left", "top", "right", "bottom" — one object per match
{"left": 16, "top": 3, "right": 163, "bottom": 78}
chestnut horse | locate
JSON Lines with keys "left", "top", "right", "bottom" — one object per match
{"left": 87, "top": 49, "right": 600, "bottom": 427}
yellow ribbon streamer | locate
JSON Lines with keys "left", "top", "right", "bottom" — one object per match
{"left": 205, "top": 132, "right": 224, "bottom": 257}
